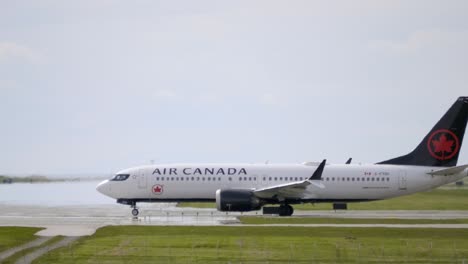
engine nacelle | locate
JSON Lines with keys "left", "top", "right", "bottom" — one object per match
{"left": 216, "top": 189, "right": 262, "bottom": 212}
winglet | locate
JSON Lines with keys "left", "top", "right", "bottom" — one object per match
{"left": 309, "top": 159, "right": 326, "bottom": 180}
{"left": 346, "top": 158, "right": 352, "bottom": 164}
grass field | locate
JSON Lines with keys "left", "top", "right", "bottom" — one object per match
{"left": 0, "top": 227, "right": 42, "bottom": 253}
{"left": 2, "top": 236, "right": 64, "bottom": 264}
{"left": 34, "top": 226, "right": 468, "bottom": 263}
{"left": 239, "top": 216, "right": 468, "bottom": 225}
{"left": 178, "top": 188, "right": 468, "bottom": 210}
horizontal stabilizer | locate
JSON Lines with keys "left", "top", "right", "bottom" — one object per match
{"left": 428, "top": 164, "right": 468, "bottom": 176}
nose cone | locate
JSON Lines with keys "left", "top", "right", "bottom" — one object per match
{"left": 96, "top": 180, "right": 111, "bottom": 197}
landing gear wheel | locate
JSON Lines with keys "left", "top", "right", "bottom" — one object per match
{"left": 131, "top": 208, "right": 139, "bottom": 217}
{"left": 279, "top": 205, "right": 294, "bottom": 217}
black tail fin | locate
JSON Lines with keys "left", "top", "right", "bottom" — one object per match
{"left": 378, "top": 97, "right": 468, "bottom": 167}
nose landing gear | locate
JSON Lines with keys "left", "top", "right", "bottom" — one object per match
{"left": 116, "top": 199, "right": 140, "bottom": 217}
{"left": 131, "top": 207, "right": 139, "bottom": 217}
{"left": 131, "top": 202, "right": 139, "bottom": 217}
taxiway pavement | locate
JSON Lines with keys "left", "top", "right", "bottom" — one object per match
{"left": 2, "top": 203, "right": 468, "bottom": 236}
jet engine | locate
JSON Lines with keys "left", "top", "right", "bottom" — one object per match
{"left": 215, "top": 189, "right": 262, "bottom": 212}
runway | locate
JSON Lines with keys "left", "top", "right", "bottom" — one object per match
{"left": 2, "top": 203, "right": 468, "bottom": 236}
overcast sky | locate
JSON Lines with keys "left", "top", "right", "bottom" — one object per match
{"left": 1, "top": 1, "right": 467, "bottom": 175}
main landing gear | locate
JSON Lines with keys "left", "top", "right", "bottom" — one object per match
{"left": 279, "top": 204, "right": 294, "bottom": 217}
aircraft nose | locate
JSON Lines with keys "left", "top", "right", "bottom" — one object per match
{"left": 96, "top": 180, "right": 111, "bottom": 197}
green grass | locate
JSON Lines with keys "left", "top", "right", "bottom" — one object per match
{"left": 178, "top": 188, "right": 468, "bottom": 210}
{"left": 0, "top": 227, "right": 43, "bottom": 253}
{"left": 2, "top": 236, "right": 63, "bottom": 264}
{"left": 239, "top": 216, "right": 468, "bottom": 225}
{"left": 34, "top": 226, "right": 468, "bottom": 263}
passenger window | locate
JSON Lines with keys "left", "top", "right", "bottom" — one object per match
{"left": 263, "top": 177, "right": 266, "bottom": 181}
{"left": 332, "top": 177, "right": 335, "bottom": 181}
{"left": 239, "top": 177, "right": 242, "bottom": 181}
{"left": 156, "top": 177, "right": 159, "bottom": 181}
{"left": 280, "top": 177, "right": 283, "bottom": 181}
{"left": 229, "top": 177, "right": 232, "bottom": 181}
{"left": 191, "top": 177, "right": 194, "bottom": 181}
{"left": 218, "top": 177, "right": 221, "bottom": 181}
{"left": 274, "top": 177, "right": 277, "bottom": 181}
{"left": 269, "top": 177, "right": 272, "bottom": 181}
{"left": 248, "top": 177, "right": 251, "bottom": 181}
{"left": 254, "top": 177, "right": 256, "bottom": 181}
{"left": 352, "top": 178, "right": 354, "bottom": 181}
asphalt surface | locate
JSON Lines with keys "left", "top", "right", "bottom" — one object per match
{"left": 2, "top": 203, "right": 468, "bottom": 263}
{"left": 2, "top": 203, "right": 468, "bottom": 236}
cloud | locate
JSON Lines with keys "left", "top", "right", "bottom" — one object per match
{"left": 194, "top": 93, "right": 221, "bottom": 104}
{"left": 152, "top": 89, "right": 177, "bottom": 99}
{"left": 0, "top": 42, "right": 45, "bottom": 64}
{"left": 370, "top": 29, "right": 468, "bottom": 55}
{"left": 259, "top": 93, "right": 282, "bottom": 106}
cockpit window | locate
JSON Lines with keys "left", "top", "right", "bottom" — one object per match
{"left": 111, "top": 174, "right": 130, "bottom": 181}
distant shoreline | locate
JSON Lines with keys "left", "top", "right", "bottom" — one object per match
{"left": 0, "top": 175, "right": 107, "bottom": 184}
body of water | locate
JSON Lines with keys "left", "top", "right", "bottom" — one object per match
{"left": 0, "top": 181, "right": 115, "bottom": 206}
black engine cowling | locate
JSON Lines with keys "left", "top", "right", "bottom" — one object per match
{"left": 216, "top": 189, "right": 262, "bottom": 212}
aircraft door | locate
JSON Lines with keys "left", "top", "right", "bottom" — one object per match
{"left": 398, "top": 170, "right": 407, "bottom": 190}
{"left": 137, "top": 169, "right": 147, "bottom": 189}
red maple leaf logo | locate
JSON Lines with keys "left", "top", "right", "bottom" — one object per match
{"left": 152, "top": 184, "right": 163, "bottom": 194}
{"left": 427, "top": 129, "right": 460, "bottom": 161}
{"left": 432, "top": 134, "right": 454, "bottom": 155}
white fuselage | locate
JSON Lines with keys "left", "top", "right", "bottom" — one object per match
{"left": 97, "top": 163, "right": 467, "bottom": 203}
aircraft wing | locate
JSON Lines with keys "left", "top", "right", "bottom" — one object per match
{"left": 253, "top": 180, "right": 324, "bottom": 199}
{"left": 253, "top": 159, "right": 326, "bottom": 200}
{"left": 428, "top": 164, "right": 468, "bottom": 176}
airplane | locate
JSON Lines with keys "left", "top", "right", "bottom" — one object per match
{"left": 97, "top": 97, "right": 468, "bottom": 217}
